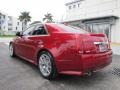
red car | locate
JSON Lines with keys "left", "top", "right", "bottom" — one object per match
{"left": 9, "top": 23, "right": 112, "bottom": 79}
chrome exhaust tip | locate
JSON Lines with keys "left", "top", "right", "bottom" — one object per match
{"left": 85, "top": 71, "right": 92, "bottom": 76}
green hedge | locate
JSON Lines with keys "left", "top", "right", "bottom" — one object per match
{"left": 0, "top": 35, "right": 16, "bottom": 38}
{"left": 0, "top": 30, "right": 16, "bottom": 36}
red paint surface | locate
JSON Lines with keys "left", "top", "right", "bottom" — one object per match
{"left": 11, "top": 23, "right": 112, "bottom": 75}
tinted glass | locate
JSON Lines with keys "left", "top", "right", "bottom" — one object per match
{"left": 22, "top": 26, "right": 35, "bottom": 35}
{"left": 32, "top": 26, "right": 47, "bottom": 35}
{"left": 56, "top": 24, "right": 89, "bottom": 34}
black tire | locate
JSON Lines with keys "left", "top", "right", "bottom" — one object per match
{"left": 9, "top": 43, "right": 16, "bottom": 57}
{"left": 38, "top": 51, "right": 58, "bottom": 80}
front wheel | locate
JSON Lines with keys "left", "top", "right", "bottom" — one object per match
{"left": 38, "top": 51, "right": 58, "bottom": 80}
{"left": 9, "top": 43, "right": 16, "bottom": 57}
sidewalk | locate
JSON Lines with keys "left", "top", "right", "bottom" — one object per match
{"left": 0, "top": 38, "right": 13, "bottom": 43}
{"left": 111, "top": 43, "right": 120, "bottom": 55}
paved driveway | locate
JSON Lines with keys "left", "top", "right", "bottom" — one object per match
{"left": 0, "top": 38, "right": 13, "bottom": 43}
{"left": 0, "top": 43, "right": 120, "bottom": 90}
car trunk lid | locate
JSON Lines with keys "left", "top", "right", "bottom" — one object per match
{"left": 77, "top": 33, "right": 110, "bottom": 54}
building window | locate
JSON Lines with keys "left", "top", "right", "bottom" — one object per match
{"left": 17, "top": 22, "right": 19, "bottom": 25}
{"left": 78, "top": 4, "right": 80, "bottom": 7}
{"left": 69, "top": 6, "right": 71, "bottom": 10}
{"left": 2, "top": 20, "right": 4, "bottom": 23}
{"left": 73, "top": 5, "right": 76, "bottom": 8}
{"left": 16, "top": 27, "right": 18, "bottom": 30}
{"left": 86, "top": 23, "right": 111, "bottom": 39}
{"left": 8, "top": 23, "right": 12, "bottom": 26}
{"left": 8, "top": 28, "right": 12, "bottom": 31}
{"left": 3, "top": 15, "right": 5, "bottom": 19}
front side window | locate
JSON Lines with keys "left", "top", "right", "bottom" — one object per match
{"left": 31, "top": 25, "right": 47, "bottom": 35}
{"left": 22, "top": 26, "right": 35, "bottom": 35}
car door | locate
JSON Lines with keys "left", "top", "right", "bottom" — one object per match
{"left": 22, "top": 24, "right": 48, "bottom": 62}
{"left": 16, "top": 25, "right": 36, "bottom": 58}
{"left": 14, "top": 35, "right": 24, "bottom": 56}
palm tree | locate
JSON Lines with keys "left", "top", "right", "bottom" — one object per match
{"left": 19, "top": 12, "right": 31, "bottom": 30}
{"left": 43, "top": 13, "right": 54, "bottom": 23}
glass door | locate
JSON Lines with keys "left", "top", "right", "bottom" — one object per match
{"left": 86, "top": 23, "right": 111, "bottom": 39}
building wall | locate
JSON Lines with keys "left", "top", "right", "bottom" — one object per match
{"left": 111, "top": 19, "right": 120, "bottom": 43}
{"left": 11, "top": 17, "right": 22, "bottom": 32}
{"left": 65, "top": 0, "right": 120, "bottom": 21}
{"left": 65, "top": 0, "right": 120, "bottom": 43}
{"left": 0, "top": 11, "right": 23, "bottom": 35}
{"left": 0, "top": 12, "right": 9, "bottom": 31}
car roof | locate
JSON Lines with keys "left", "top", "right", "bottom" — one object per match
{"left": 45, "top": 23, "right": 65, "bottom": 33}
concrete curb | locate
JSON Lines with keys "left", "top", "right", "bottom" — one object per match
{"left": 111, "top": 42, "right": 120, "bottom": 46}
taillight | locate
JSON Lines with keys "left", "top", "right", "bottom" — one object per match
{"left": 83, "top": 43, "right": 96, "bottom": 54}
{"left": 94, "top": 44, "right": 100, "bottom": 53}
{"left": 107, "top": 39, "right": 111, "bottom": 50}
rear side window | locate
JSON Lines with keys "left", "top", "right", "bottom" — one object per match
{"left": 56, "top": 24, "right": 89, "bottom": 34}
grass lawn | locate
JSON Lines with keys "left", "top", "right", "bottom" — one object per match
{"left": 0, "top": 35, "right": 16, "bottom": 38}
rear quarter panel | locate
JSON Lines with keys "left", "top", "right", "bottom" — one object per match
{"left": 48, "top": 33, "right": 82, "bottom": 72}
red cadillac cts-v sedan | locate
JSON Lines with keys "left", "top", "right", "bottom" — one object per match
{"left": 9, "top": 23, "right": 112, "bottom": 79}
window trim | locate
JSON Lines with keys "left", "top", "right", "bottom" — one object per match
{"left": 30, "top": 24, "right": 50, "bottom": 36}
{"left": 22, "top": 25, "right": 36, "bottom": 36}
{"left": 21, "top": 24, "right": 50, "bottom": 36}
{"left": 31, "top": 24, "right": 49, "bottom": 36}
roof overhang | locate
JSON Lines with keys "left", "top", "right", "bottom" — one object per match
{"left": 65, "top": 0, "right": 82, "bottom": 6}
{"left": 63, "top": 16, "right": 119, "bottom": 23}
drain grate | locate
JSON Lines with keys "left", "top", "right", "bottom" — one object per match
{"left": 111, "top": 67, "right": 120, "bottom": 76}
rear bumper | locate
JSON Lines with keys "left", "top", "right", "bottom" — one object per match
{"left": 58, "top": 50, "right": 112, "bottom": 76}
{"left": 81, "top": 50, "right": 112, "bottom": 74}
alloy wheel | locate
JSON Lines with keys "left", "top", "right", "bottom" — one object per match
{"left": 39, "top": 54, "right": 52, "bottom": 77}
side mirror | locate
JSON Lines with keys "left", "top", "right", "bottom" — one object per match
{"left": 16, "top": 32, "right": 21, "bottom": 36}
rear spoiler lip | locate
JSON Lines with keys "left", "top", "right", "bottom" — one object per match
{"left": 94, "top": 42, "right": 108, "bottom": 45}
{"left": 90, "top": 33, "right": 106, "bottom": 37}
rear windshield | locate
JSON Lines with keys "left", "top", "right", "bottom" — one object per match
{"left": 56, "top": 24, "right": 89, "bottom": 34}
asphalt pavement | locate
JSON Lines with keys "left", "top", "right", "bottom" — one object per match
{"left": 0, "top": 43, "right": 120, "bottom": 90}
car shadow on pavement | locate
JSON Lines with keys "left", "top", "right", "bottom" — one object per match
{"left": 12, "top": 56, "right": 110, "bottom": 90}
{"left": 8, "top": 54, "right": 120, "bottom": 90}
{"left": 36, "top": 72, "right": 108, "bottom": 90}
{"left": 10, "top": 56, "right": 39, "bottom": 71}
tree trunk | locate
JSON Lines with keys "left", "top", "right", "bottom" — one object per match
{"left": 22, "top": 21, "right": 27, "bottom": 31}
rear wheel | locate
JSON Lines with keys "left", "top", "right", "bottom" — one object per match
{"left": 38, "top": 51, "right": 58, "bottom": 80}
{"left": 9, "top": 43, "right": 16, "bottom": 57}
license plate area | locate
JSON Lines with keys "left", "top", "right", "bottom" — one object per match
{"left": 99, "top": 44, "right": 107, "bottom": 52}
